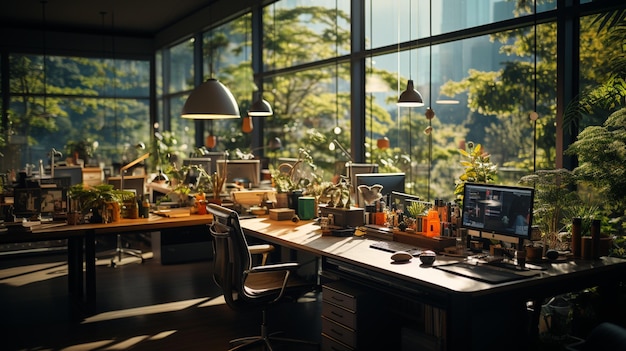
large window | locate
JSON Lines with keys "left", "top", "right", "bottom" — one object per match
{"left": 5, "top": 54, "right": 149, "bottom": 172}
{"left": 1, "top": 0, "right": 622, "bottom": 204}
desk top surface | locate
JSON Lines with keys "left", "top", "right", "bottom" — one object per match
{"left": 240, "top": 216, "right": 626, "bottom": 296}
{"left": 0, "top": 213, "right": 212, "bottom": 242}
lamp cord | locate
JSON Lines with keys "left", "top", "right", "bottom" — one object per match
{"left": 427, "top": 0, "right": 433, "bottom": 202}
{"left": 335, "top": 0, "right": 339, "bottom": 133}
{"left": 41, "top": 0, "right": 48, "bottom": 114}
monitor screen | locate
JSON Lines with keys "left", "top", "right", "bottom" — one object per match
{"left": 53, "top": 166, "right": 83, "bottom": 186}
{"left": 107, "top": 175, "right": 146, "bottom": 199}
{"left": 216, "top": 160, "right": 261, "bottom": 188}
{"left": 355, "top": 172, "right": 405, "bottom": 207}
{"left": 461, "top": 183, "right": 534, "bottom": 244}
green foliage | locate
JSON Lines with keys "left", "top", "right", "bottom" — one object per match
{"left": 271, "top": 148, "right": 319, "bottom": 193}
{"left": 566, "top": 108, "right": 626, "bottom": 207}
{"left": 164, "top": 163, "right": 212, "bottom": 197}
{"left": 406, "top": 201, "right": 428, "bottom": 218}
{"left": 68, "top": 184, "right": 133, "bottom": 215}
{"left": 519, "top": 169, "right": 579, "bottom": 236}
{"left": 454, "top": 142, "right": 498, "bottom": 197}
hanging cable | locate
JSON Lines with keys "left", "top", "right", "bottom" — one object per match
{"left": 40, "top": 0, "right": 52, "bottom": 118}
{"left": 426, "top": 0, "right": 435, "bottom": 202}
{"left": 333, "top": 0, "right": 341, "bottom": 136}
{"left": 530, "top": 0, "right": 539, "bottom": 172}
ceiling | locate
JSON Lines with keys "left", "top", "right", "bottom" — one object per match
{"left": 0, "top": 0, "right": 220, "bottom": 37}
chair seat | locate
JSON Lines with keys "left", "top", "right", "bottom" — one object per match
{"left": 244, "top": 271, "right": 312, "bottom": 297}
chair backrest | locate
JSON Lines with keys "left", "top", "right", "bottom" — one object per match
{"left": 208, "top": 204, "right": 252, "bottom": 310}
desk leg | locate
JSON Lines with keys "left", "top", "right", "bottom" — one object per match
{"left": 67, "top": 236, "right": 84, "bottom": 317}
{"left": 85, "top": 230, "right": 97, "bottom": 313}
{"left": 447, "top": 296, "right": 472, "bottom": 350}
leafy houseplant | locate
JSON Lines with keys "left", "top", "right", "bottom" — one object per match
{"left": 454, "top": 141, "right": 498, "bottom": 198}
{"left": 519, "top": 169, "right": 579, "bottom": 249}
{"left": 163, "top": 163, "right": 213, "bottom": 206}
{"left": 272, "top": 148, "right": 319, "bottom": 193}
{"left": 68, "top": 184, "right": 134, "bottom": 223}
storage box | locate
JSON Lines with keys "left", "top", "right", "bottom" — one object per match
{"left": 394, "top": 231, "right": 457, "bottom": 252}
{"left": 269, "top": 208, "right": 295, "bottom": 221}
{"left": 319, "top": 206, "right": 364, "bottom": 228}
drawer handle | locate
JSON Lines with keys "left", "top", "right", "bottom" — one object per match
{"left": 331, "top": 296, "right": 344, "bottom": 303}
{"left": 331, "top": 311, "right": 344, "bottom": 318}
{"left": 330, "top": 328, "right": 343, "bottom": 337}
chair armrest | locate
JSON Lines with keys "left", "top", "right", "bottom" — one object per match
{"left": 247, "top": 262, "right": 299, "bottom": 274}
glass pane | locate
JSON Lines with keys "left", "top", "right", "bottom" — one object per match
{"left": 367, "top": 0, "right": 557, "bottom": 50}
{"left": 169, "top": 38, "right": 195, "bottom": 93}
{"left": 578, "top": 12, "right": 625, "bottom": 129}
{"left": 264, "top": 0, "right": 350, "bottom": 71}
{"left": 367, "top": 24, "right": 557, "bottom": 199}
{"left": 5, "top": 54, "right": 150, "bottom": 172}
{"left": 262, "top": 62, "right": 350, "bottom": 180}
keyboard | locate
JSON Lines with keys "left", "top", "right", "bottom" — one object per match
{"left": 435, "top": 262, "right": 533, "bottom": 284}
{"left": 369, "top": 240, "right": 422, "bottom": 256}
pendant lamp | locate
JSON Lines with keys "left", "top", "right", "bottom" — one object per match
{"left": 249, "top": 96, "right": 273, "bottom": 116}
{"left": 181, "top": 78, "right": 240, "bottom": 119}
{"left": 397, "top": 0, "right": 424, "bottom": 107}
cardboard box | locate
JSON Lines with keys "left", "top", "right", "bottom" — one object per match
{"left": 394, "top": 231, "right": 457, "bottom": 252}
{"left": 269, "top": 208, "right": 295, "bottom": 221}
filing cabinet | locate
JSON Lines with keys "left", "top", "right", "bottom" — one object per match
{"left": 321, "top": 281, "right": 385, "bottom": 351}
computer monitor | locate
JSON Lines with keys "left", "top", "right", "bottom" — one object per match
{"left": 53, "top": 166, "right": 83, "bottom": 186}
{"left": 461, "top": 182, "right": 535, "bottom": 245}
{"left": 107, "top": 175, "right": 146, "bottom": 199}
{"left": 216, "top": 159, "right": 261, "bottom": 188}
{"left": 347, "top": 163, "right": 378, "bottom": 187}
{"left": 390, "top": 191, "right": 431, "bottom": 213}
{"left": 355, "top": 172, "right": 405, "bottom": 207}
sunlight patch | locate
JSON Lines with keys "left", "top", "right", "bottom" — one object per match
{"left": 82, "top": 297, "right": 210, "bottom": 324}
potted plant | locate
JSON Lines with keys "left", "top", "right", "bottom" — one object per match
{"left": 68, "top": 184, "right": 134, "bottom": 223}
{"left": 454, "top": 141, "right": 498, "bottom": 199}
{"left": 271, "top": 148, "right": 319, "bottom": 208}
{"left": 519, "top": 169, "right": 579, "bottom": 252}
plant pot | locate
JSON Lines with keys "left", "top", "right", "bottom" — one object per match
{"left": 581, "top": 236, "right": 612, "bottom": 259}
{"left": 275, "top": 192, "right": 289, "bottom": 208}
{"left": 526, "top": 246, "right": 543, "bottom": 261}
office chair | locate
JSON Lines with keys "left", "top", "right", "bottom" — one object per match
{"left": 107, "top": 175, "right": 147, "bottom": 267}
{"left": 207, "top": 203, "right": 318, "bottom": 351}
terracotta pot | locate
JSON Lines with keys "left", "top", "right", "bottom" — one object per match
{"left": 581, "top": 236, "right": 612, "bottom": 259}
{"left": 526, "top": 246, "right": 543, "bottom": 260}
{"left": 275, "top": 193, "right": 289, "bottom": 208}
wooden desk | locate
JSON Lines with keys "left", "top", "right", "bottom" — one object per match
{"left": 240, "top": 217, "right": 626, "bottom": 350}
{"left": 1, "top": 214, "right": 213, "bottom": 315}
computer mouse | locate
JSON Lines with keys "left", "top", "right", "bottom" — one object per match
{"left": 545, "top": 249, "right": 559, "bottom": 260}
{"left": 419, "top": 250, "right": 437, "bottom": 265}
{"left": 391, "top": 251, "right": 413, "bottom": 263}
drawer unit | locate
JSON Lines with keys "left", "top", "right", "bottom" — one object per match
{"left": 321, "top": 334, "right": 353, "bottom": 351}
{"left": 322, "top": 315, "right": 356, "bottom": 347}
{"left": 321, "top": 281, "right": 380, "bottom": 351}
{"left": 322, "top": 300, "right": 357, "bottom": 329}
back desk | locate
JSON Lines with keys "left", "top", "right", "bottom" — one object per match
{"left": 240, "top": 217, "right": 626, "bottom": 350}
{"left": 1, "top": 214, "right": 213, "bottom": 316}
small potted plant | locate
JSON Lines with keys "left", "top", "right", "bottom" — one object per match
{"left": 454, "top": 141, "right": 498, "bottom": 200}
{"left": 68, "top": 184, "right": 134, "bottom": 223}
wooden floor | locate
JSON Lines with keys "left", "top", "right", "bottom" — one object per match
{"left": 0, "top": 245, "right": 322, "bottom": 351}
